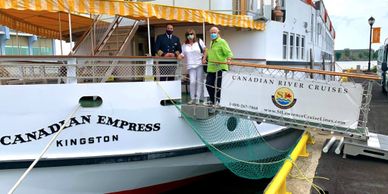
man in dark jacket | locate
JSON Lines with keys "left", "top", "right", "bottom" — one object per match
{"left": 155, "top": 24, "right": 182, "bottom": 81}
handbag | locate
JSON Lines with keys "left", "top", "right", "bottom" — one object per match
{"left": 198, "top": 39, "right": 207, "bottom": 73}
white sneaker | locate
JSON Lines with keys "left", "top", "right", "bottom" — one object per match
{"left": 202, "top": 101, "right": 212, "bottom": 106}
{"left": 187, "top": 100, "right": 194, "bottom": 105}
{"left": 213, "top": 104, "right": 220, "bottom": 108}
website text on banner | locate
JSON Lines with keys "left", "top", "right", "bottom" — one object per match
{"left": 220, "top": 72, "right": 363, "bottom": 129}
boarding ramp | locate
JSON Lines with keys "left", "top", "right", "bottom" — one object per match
{"left": 184, "top": 61, "right": 379, "bottom": 138}
{"left": 182, "top": 61, "right": 388, "bottom": 164}
{"left": 173, "top": 60, "right": 382, "bottom": 180}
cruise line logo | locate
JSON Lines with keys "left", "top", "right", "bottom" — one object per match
{"left": 272, "top": 87, "right": 297, "bottom": 109}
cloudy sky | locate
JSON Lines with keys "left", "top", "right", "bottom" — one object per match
{"left": 323, "top": 0, "right": 388, "bottom": 50}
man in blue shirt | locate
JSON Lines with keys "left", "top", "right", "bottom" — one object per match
{"left": 155, "top": 24, "right": 182, "bottom": 81}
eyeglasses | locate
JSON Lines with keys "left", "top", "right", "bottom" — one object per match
{"left": 187, "top": 33, "right": 194, "bottom": 35}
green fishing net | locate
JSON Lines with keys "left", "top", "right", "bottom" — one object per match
{"left": 181, "top": 109, "right": 299, "bottom": 179}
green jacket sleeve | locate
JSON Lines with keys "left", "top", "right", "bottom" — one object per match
{"left": 221, "top": 40, "right": 233, "bottom": 58}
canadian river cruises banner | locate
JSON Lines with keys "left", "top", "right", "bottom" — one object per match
{"left": 220, "top": 72, "right": 364, "bottom": 129}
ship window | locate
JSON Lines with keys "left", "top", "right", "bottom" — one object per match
{"left": 32, "top": 38, "right": 53, "bottom": 55}
{"left": 290, "top": 33, "right": 294, "bottom": 59}
{"left": 296, "top": 35, "right": 300, "bottom": 59}
{"left": 279, "top": 0, "right": 285, "bottom": 8}
{"left": 301, "top": 36, "right": 305, "bottom": 60}
{"left": 283, "top": 32, "right": 288, "bottom": 59}
{"left": 322, "top": 32, "right": 325, "bottom": 48}
{"left": 5, "top": 36, "right": 29, "bottom": 55}
{"left": 318, "top": 23, "right": 322, "bottom": 35}
{"left": 311, "top": 14, "right": 314, "bottom": 42}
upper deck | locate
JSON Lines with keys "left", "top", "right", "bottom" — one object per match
{"left": 0, "top": 0, "right": 336, "bottom": 68}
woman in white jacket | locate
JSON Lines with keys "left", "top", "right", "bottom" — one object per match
{"left": 179, "top": 29, "right": 206, "bottom": 104}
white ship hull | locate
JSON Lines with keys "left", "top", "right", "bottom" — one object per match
{"left": 0, "top": 81, "right": 288, "bottom": 193}
{"left": 0, "top": 152, "right": 223, "bottom": 194}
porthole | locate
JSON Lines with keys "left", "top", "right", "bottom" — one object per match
{"left": 227, "top": 117, "right": 238, "bottom": 132}
{"left": 79, "top": 96, "right": 103, "bottom": 107}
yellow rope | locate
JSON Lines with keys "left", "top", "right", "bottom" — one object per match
{"left": 288, "top": 157, "right": 329, "bottom": 194}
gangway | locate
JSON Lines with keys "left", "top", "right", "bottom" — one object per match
{"left": 183, "top": 61, "right": 388, "bottom": 160}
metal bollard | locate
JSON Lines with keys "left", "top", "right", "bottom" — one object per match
{"left": 335, "top": 137, "right": 345, "bottom": 155}
{"left": 323, "top": 136, "right": 337, "bottom": 153}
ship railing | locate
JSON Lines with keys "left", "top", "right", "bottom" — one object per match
{"left": 0, "top": 56, "right": 182, "bottom": 84}
{"left": 233, "top": 57, "right": 266, "bottom": 64}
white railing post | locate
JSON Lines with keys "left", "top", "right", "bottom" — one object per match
{"left": 145, "top": 58, "right": 154, "bottom": 81}
{"left": 67, "top": 57, "right": 77, "bottom": 84}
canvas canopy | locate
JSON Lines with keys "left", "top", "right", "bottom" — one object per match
{"left": 0, "top": 9, "right": 94, "bottom": 39}
{"left": 0, "top": 0, "right": 265, "bottom": 39}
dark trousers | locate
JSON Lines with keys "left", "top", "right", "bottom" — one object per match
{"left": 206, "top": 71, "right": 223, "bottom": 104}
{"left": 159, "top": 61, "right": 177, "bottom": 81}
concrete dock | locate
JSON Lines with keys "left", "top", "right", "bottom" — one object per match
{"left": 288, "top": 81, "right": 388, "bottom": 194}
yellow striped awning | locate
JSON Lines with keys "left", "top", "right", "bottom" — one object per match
{"left": 0, "top": 0, "right": 265, "bottom": 39}
{"left": 0, "top": 10, "right": 94, "bottom": 39}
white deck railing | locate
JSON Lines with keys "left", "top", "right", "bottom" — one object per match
{"left": 0, "top": 56, "right": 182, "bottom": 85}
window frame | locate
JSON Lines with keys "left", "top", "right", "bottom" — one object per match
{"left": 290, "top": 33, "right": 295, "bottom": 60}
{"left": 301, "top": 36, "right": 305, "bottom": 60}
{"left": 283, "top": 32, "right": 288, "bottom": 60}
{"left": 296, "top": 35, "right": 300, "bottom": 59}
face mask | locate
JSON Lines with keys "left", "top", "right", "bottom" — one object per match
{"left": 187, "top": 35, "right": 194, "bottom": 40}
{"left": 210, "top": 33, "right": 218, "bottom": 40}
{"left": 166, "top": 30, "right": 173, "bottom": 35}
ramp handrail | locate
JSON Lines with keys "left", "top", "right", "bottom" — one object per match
{"left": 211, "top": 60, "right": 380, "bottom": 80}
